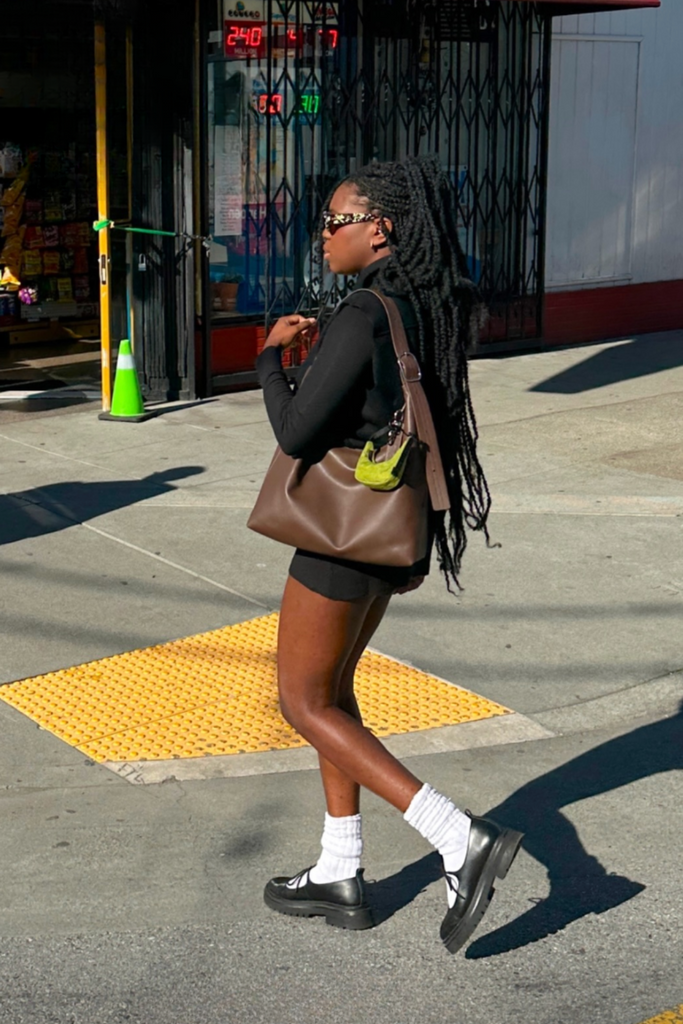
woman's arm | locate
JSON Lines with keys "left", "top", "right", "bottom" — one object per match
{"left": 257, "top": 303, "right": 376, "bottom": 458}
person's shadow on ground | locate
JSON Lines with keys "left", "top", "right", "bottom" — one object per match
{"left": 528, "top": 332, "right": 683, "bottom": 394}
{"left": 369, "top": 701, "right": 682, "bottom": 955}
{"left": 1, "top": 467, "right": 205, "bottom": 547}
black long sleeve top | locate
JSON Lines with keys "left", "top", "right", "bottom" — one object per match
{"left": 256, "top": 258, "right": 419, "bottom": 463}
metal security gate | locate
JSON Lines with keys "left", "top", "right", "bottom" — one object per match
{"left": 336, "top": 0, "right": 553, "bottom": 343}
{"left": 204, "top": 0, "right": 551, "bottom": 380}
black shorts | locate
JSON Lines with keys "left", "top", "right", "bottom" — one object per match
{"left": 289, "top": 547, "right": 432, "bottom": 602}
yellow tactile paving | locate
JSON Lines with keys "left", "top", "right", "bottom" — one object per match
{"left": 637, "top": 1008, "right": 683, "bottom": 1024}
{"left": 0, "top": 613, "right": 510, "bottom": 763}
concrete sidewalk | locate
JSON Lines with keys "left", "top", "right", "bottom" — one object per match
{"left": 0, "top": 330, "right": 682, "bottom": 1024}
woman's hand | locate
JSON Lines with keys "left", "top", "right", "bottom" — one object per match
{"left": 394, "top": 575, "right": 425, "bottom": 596}
{"left": 264, "top": 315, "right": 317, "bottom": 350}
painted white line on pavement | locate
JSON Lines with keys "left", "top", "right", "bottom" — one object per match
{"left": 79, "top": 521, "right": 271, "bottom": 611}
{"left": 0, "top": 431, "right": 118, "bottom": 473}
{"left": 6, "top": 482, "right": 270, "bottom": 612}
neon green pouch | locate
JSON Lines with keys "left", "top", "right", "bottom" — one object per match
{"left": 354, "top": 435, "right": 415, "bottom": 491}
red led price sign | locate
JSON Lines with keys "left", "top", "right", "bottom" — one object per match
{"left": 321, "top": 27, "right": 338, "bottom": 49}
{"left": 225, "top": 21, "right": 338, "bottom": 59}
{"left": 257, "top": 93, "right": 283, "bottom": 115}
{"left": 224, "top": 21, "right": 265, "bottom": 58}
{"left": 285, "top": 26, "right": 338, "bottom": 50}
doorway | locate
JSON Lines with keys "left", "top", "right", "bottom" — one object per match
{"left": 0, "top": 1, "right": 101, "bottom": 412}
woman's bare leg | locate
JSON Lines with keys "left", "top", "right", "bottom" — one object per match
{"left": 277, "top": 576, "right": 422, "bottom": 814}
{"left": 317, "top": 592, "right": 392, "bottom": 816}
{"left": 273, "top": 579, "right": 522, "bottom": 953}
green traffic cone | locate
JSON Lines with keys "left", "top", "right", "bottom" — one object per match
{"left": 98, "top": 339, "right": 155, "bottom": 422}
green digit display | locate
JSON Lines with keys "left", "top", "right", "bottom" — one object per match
{"left": 297, "top": 93, "right": 320, "bottom": 116}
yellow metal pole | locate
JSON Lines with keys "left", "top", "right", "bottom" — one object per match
{"left": 95, "top": 19, "right": 113, "bottom": 411}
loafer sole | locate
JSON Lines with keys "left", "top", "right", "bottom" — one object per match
{"left": 264, "top": 886, "right": 374, "bottom": 931}
{"left": 442, "top": 827, "right": 524, "bottom": 954}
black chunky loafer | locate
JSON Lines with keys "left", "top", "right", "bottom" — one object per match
{"left": 264, "top": 867, "right": 374, "bottom": 930}
{"left": 440, "top": 812, "right": 524, "bottom": 955}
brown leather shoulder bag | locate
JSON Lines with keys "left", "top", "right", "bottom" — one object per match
{"left": 247, "top": 290, "right": 449, "bottom": 567}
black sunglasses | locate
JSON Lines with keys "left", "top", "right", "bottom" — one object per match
{"left": 321, "top": 210, "right": 376, "bottom": 236}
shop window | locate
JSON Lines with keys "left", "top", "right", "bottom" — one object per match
{"left": 0, "top": 6, "right": 99, "bottom": 334}
{"left": 205, "top": 0, "right": 550, "bottom": 347}
{"left": 206, "top": 2, "right": 343, "bottom": 327}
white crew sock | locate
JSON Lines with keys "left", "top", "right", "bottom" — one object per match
{"left": 404, "top": 784, "right": 471, "bottom": 907}
{"left": 308, "top": 812, "right": 363, "bottom": 884}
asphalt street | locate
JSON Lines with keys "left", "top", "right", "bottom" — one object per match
{"left": 1, "top": 330, "right": 682, "bottom": 1024}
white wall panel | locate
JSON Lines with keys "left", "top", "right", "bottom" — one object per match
{"left": 547, "top": 38, "right": 639, "bottom": 286}
{"left": 547, "top": 0, "right": 683, "bottom": 287}
{"left": 554, "top": 10, "right": 645, "bottom": 36}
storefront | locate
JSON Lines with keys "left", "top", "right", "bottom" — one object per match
{"left": 197, "top": 0, "right": 661, "bottom": 391}
{"left": 0, "top": 1, "right": 102, "bottom": 395}
{"left": 0, "top": 0, "right": 193, "bottom": 405}
{"left": 197, "top": 0, "right": 554, "bottom": 389}
{"left": 1, "top": 1, "right": 664, "bottom": 408}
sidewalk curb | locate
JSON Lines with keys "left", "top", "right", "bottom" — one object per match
{"left": 102, "top": 668, "right": 683, "bottom": 785}
{"left": 531, "top": 669, "right": 683, "bottom": 736}
{"left": 102, "top": 712, "right": 553, "bottom": 785}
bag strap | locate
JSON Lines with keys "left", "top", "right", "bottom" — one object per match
{"left": 352, "top": 288, "right": 451, "bottom": 512}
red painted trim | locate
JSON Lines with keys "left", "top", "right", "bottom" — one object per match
{"left": 544, "top": 281, "right": 683, "bottom": 346}
{"left": 534, "top": 0, "right": 659, "bottom": 7}
{"left": 535, "top": 0, "right": 659, "bottom": 13}
{"left": 203, "top": 280, "right": 680, "bottom": 376}
{"left": 209, "top": 324, "right": 261, "bottom": 375}
{"left": 209, "top": 322, "right": 314, "bottom": 376}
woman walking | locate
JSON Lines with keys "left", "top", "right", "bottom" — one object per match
{"left": 254, "top": 156, "right": 523, "bottom": 954}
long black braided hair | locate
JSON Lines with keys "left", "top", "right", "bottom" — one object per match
{"left": 340, "top": 156, "right": 492, "bottom": 590}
